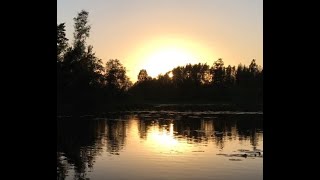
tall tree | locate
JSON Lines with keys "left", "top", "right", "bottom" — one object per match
{"left": 57, "top": 23, "right": 68, "bottom": 63}
{"left": 73, "top": 10, "right": 90, "bottom": 45}
{"left": 57, "top": 23, "right": 69, "bottom": 103}
{"left": 70, "top": 10, "right": 103, "bottom": 88}
{"left": 58, "top": 10, "right": 104, "bottom": 105}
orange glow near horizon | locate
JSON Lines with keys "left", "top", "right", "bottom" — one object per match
{"left": 126, "top": 36, "right": 216, "bottom": 80}
{"left": 58, "top": 0, "right": 263, "bottom": 83}
{"left": 144, "top": 47, "right": 195, "bottom": 77}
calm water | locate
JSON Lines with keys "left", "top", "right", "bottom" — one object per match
{"left": 57, "top": 111, "right": 263, "bottom": 180}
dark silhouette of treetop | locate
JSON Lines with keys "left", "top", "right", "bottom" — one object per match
{"left": 73, "top": 10, "right": 90, "bottom": 44}
{"left": 57, "top": 23, "right": 68, "bottom": 62}
{"left": 138, "top": 69, "right": 150, "bottom": 82}
{"left": 105, "top": 59, "right": 132, "bottom": 92}
{"left": 211, "top": 58, "right": 225, "bottom": 86}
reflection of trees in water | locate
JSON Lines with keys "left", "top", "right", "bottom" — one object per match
{"left": 138, "top": 119, "right": 155, "bottom": 139}
{"left": 57, "top": 152, "right": 69, "bottom": 180}
{"left": 210, "top": 118, "right": 226, "bottom": 149}
{"left": 135, "top": 114, "right": 263, "bottom": 150}
{"left": 57, "top": 118, "right": 129, "bottom": 179}
{"left": 57, "top": 114, "right": 263, "bottom": 179}
{"left": 105, "top": 120, "right": 127, "bottom": 155}
{"left": 57, "top": 119, "right": 106, "bottom": 179}
{"left": 201, "top": 120, "right": 214, "bottom": 136}
{"left": 138, "top": 120, "right": 147, "bottom": 139}
{"left": 236, "top": 115, "right": 263, "bottom": 148}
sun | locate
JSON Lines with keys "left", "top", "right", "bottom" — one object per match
{"left": 144, "top": 46, "right": 197, "bottom": 78}
{"left": 127, "top": 36, "right": 216, "bottom": 82}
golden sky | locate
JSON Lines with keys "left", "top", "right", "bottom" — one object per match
{"left": 58, "top": 0, "right": 263, "bottom": 82}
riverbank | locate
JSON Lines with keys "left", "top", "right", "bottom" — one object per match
{"left": 57, "top": 102, "right": 262, "bottom": 116}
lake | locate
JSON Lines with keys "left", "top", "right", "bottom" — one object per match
{"left": 57, "top": 111, "right": 263, "bottom": 180}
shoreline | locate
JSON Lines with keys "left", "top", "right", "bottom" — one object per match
{"left": 57, "top": 102, "right": 263, "bottom": 116}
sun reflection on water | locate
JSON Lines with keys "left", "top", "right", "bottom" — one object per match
{"left": 145, "top": 122, "right": 191, "bottom": 154}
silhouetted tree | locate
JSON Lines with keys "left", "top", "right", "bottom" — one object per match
{"left": 157, "top": 73, "right": 171, "bottom": 87}
{"left": 63, "top": 10, "right": 91, "bottom": 72}
{"left": 57, "top": 23, "right": 68, "bottom": 63}
{"left": 57, "top": 10, "right": 104, "bottom": 107}
{"left": 201, "top": 63, "right": 212, "bottom": 85}
{"left": 235, "top": 63, "right": 251, "bottom": 87}
{"left": 257, "top": 69, "right": 263, "bottom": 88}
{"left": 137, "top": 69, "right": 151, "bottom": 82}
{"left": 57, "top": 23, "right": 69, "bottom": 103}
{"left": 73, "top": 10, "right": 90, "bottom": 45}
{"left": 104, "top": 59, "right": 132, "bottom": 93}
{"left": 211, "top": 58, "right": 225, "bottom": 86}
{"left": 183, "top": 64, "right": 194, "bottom": 87}
{"left": 225, "top": 65, "right": 235, "bottom": 87}
{"left": 249, "top": 59, "right": 258, "bottom": 76}
{"left": 171, "top": 63, "right": 211, "bottom": 88}
{"left": 234, "top": 59, "right": 263, "bottom": 89}
{"left": 172, "top": 66, "right": 184, "bottom": 87}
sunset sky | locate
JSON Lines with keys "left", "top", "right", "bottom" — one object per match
{"left": 57, "top": 0, "right": 263, "bottom": 82}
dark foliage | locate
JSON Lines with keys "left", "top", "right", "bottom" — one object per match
{"left": 57, "top": 10, "right": 263, "bottom": 114}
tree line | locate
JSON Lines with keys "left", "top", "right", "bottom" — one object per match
{"left": 57, "top": 10, "right": 262, "bottom": 110}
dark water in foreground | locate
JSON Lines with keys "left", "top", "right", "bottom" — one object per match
{"left": 57, "top": 111, "right": 263, "bottom": 180}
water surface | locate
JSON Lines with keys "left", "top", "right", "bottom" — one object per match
{"left": 57, "top": 112, "right": 263, "bottom": 180}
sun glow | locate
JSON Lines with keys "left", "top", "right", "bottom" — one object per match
{"left": 144, "top": 47, "right": 197, "bottom": 78}
{"left": 128, "top": 36, "right": 215, "bottom": 81}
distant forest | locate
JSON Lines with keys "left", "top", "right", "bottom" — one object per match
{"left": 57, "top": 10, "right": 263, "bottom": 112}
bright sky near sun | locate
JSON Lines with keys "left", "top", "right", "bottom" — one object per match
{"left": 57, "top": 0, "right": 263, "bottom": 82}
